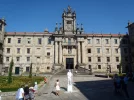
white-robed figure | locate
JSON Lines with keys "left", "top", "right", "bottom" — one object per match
{"left": 67, "top": 70, "right": 73, "bottom": 92}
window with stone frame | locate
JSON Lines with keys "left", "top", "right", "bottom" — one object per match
{"left": 47, "top": 66, "right": 50, "bottom": 70}
{"left": 8, "top": 38, "right": 11, "bottom": 43}
{"left": 27, "top": 38, "right": 31, "bottom": 44}
{"left": 38, "top": 38, "right": 42, "bottom": 44}
{"left": 97, "top": 48, "right": 100, "bottom": 53}
{"left": 27, "top": 48, "right": 30, "bottom": 54}
{"left": 5, "top": 67, "right": 9, "bottom": 73}
{"left": 87, "top": 49, "right": 91, "bottom": 53}
{"left": 6, "top": 57, "right": 9, "bottom": 62}
{"left": 105, "top": 39, "right": 109, "bottom": 44}
{"left": 48, "top": 38, "right": 51, "bottom": 44}
{"left": 114, "top": 39, "right": 118, "bottom": 44}
{"left": 47, "top": 52, "right": 50, "bottom": 56}
{"left": 7, "top": 48, "right": 10, "bottom": 53}
{"left": 125, "top": 56, "right": 128, "bottom": 62}
{"left": 17, "top": 48, "right": 20, "bottom": 54}
{"left": 117, "top": 65, "right": 120, "bottom": 69}
{"left": 89, "top": 65, "right": 91, "bottom": 69}
{"left": 87, "top": 39, "right": 91, "bottom": 44}
{"left": 88, "top": 57, "right": 91, "bottom": 62}
{"left": 115, "top": 48, "right": 118, "bottom": 53}
{"left": 67, "top": 21, "right": 72, "bottom": 24}
{"left": 26, "top": 67, "right": 30, "bottom": 72}
{"left": 124, "top": 48, "right": 128, "bottom": 54}
{"left": 27, "top": 57, "right": 30, "bottom": 62}
{"left": 98, "top": 57, "right": 101, "bottom": 62}
{"left": 18, "top": 38, "right": 21, "bottom": 44}
{"left": 122, "top": 39, "right": 128, "bottom": 44}
{"left": 107, "top": 57, "right": 110, "bottom": 62}
{"left": 98, "top": 65, "right": 101, "bottom": 69}
{"left": 96, "top": 39, "right": 100, "bottom": 44}
{"left": 106, "top": 48, "right": 109, "bottom": 54}
{"left": 16, "top": 57, "right": 20, "bottom": 62}
{"left": 116, "top": 57, "right": 119, "bottom": 62}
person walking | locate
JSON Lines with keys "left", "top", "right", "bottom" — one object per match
{"left": 16, "top": 85, "right": 25, "bottom": 100}
{"left": 55, "top": 79, "right": 60, "bottom": 96}
{"left": 122, "top": 75, "right": 130, "bottom": 99}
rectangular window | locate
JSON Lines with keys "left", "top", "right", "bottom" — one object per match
{"left": 96, "top": 39, "right": 100, "bottom": 44}
{"left": 87, "top": 39, "right": 91, "bottom": 44}
{"left": 47, "top": 52, "right": 50, "bottom": 56}
{"left": 106, "top": 48, "right": 109, "bottom": 54}
{"left": 26, "top": 67, "right": 30, "bottom": 72}
{"left": 38, "top": 38, "right": 42, "bottom": 44}
{"left": 87, "top": 49, "right": 91, "bottom": 53}
{"left": 27, "top": 48, "right": 30, "bottom": 54}
{"left": 115, "top": 48, "right": 118, "bottom": 53}
{"left": 88, "top": 57, "right": 91, "bottom": 62}
{"left": 27, "top": 38, "right": 31, "bottom": 44}
{"left": 105, "top": 39, "right": 109, "bottom": 44}
{"left": 98, "top": 65, "right": 101, "bottom": 69}
{"left": 17, "top": 48, "right": 20, "bottom": 54}
{"left": 116, "top": 57, "right": 119, "bottom": 62}
{"left": 114, "top": 39, "right": 118, "bottom": 44}
{"left": 97, "top": 48, "right": 100, "bottom": 53}
{"left": 117, "top": 65, "right": 120, "bottom": 69}
{"left": 18, "top": 38, "right": 21, "bottom": 43}
{"left": 27, "top": 57, "right": 30, "bottom": 62}
{"left": 16, "top": 57, "right": 20, "bottom": 62}
{"left": 98, "top": 57, "right": 101, "bottom": 62}
{"left": 8, "top": 38, "right": 11, "bottom": 43}
{"left": 122, "top": 39, "right": 127, "bottom": 44}
{"left": 124, "top": 48, "right": 128, "bottom": 53}
{"left": 107, "top": 57, "right": 110, "bottom": 62}
{"left": 125, "top": 57, "right": 128, "bottom": 62}
{"left": 7, "top": 48, "right": 10, "bottom": 53}
{"left": 6, "top": 57, "right": 9, "bottom": 62}
{"left": 48, "top": 38, "right": 51, "bottom": 44}
{"left": 89, "top": 65, "right": 91, "bottom": 69}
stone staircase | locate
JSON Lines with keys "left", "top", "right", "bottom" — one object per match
{"left": 56, "top": 67, "right": 92, "bottom": 75}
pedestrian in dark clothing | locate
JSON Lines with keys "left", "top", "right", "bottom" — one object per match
{"left": 122, "top": 75, "right": 130, "bottom": 98}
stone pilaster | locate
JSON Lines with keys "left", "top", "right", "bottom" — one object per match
{"left": 82, "top": 41, "right": 85, "bottom": 63}
{"left": 55, "top": 42, "right": 58, "bottom": 63}
{"left": 78, "top": 42, "right": 81, "bottom": 64}
{"left": 59, "top": 42, "right": 62, "bottom": 63}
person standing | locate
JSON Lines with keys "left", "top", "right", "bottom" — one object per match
{"left": 55, "top": 79, "right": 60, "bottom": 96}
{"left": 16, "top": 85, "right": 25, "bottom": 100}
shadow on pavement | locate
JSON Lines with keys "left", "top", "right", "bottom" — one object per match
{"left": 74, "top": 79, "right": 134, "bottom": 100}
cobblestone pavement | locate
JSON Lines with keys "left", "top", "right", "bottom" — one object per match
{"left": 35, "top": 75, "right": 134, "bottom": 100}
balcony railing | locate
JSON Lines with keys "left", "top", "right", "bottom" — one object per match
{"left": 62, "top": 42, "right": 77, "bottom": 46}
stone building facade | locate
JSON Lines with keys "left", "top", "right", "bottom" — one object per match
{"left": 0, "top": 18, "right": 6, "bottom": 73}
{"left": 0, "top": 6, "right": 133, "bottom": 74}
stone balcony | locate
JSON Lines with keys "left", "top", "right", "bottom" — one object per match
{"left": 62, "top": 42, "right": 77, "bottom": 46}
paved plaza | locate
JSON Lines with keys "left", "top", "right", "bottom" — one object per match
{"left": 35, "top": 75, "right": 134, "bottom": 100}
{"left": 1, "top": 74, "right": 134, "bottom": 100}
